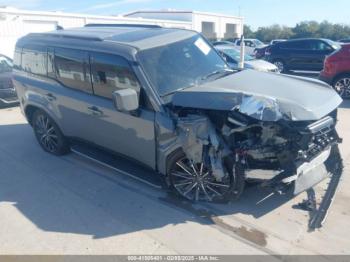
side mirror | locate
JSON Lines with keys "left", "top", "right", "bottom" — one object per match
{"left": 112, "top": 88, "right": 139, "bottom": 112}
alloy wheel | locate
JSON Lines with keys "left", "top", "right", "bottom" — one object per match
{"left": 170, "top": 157, "right": 231, "bottom": 202}
{"left": 274, "top": 61, "right": 284, "bottom": 73}
{"left": 334, "top": 77, "right": 350, "bottom": 98}
{"left": 34, "top": 114, "right": 59, "bottom": 153}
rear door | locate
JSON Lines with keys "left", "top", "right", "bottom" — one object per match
{"left": 49, "top": 47, "right": 97, "bottom": 142}
{"left": 281, "top": 40, "right": 311, "bottom": 70}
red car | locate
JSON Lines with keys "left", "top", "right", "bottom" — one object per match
{"left": 319, "top": 43, "right": 350, "bottom": 98}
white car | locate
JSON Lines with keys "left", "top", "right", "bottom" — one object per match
{"left": 233, "top": 38, "right": 267, "bottom": 56}
{"left": 215, "top": 45, "right": 279, "bottom": 73}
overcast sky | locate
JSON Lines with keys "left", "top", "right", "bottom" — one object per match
{"left": 1, "top": 0, "right": 349, "bottom": 29}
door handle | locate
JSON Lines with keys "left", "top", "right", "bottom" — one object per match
{"left": 46, "top": 93, "right": 56, "bottom": 101}
{"left": 87, "top": 106, "right": 103, "bottom": 116}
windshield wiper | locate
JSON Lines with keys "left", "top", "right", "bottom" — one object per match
{"left": 161, "top": 84, "right": 195, "bottom": 97}
{"left": 200, "top": 68, "right": 234, "bottom": 82}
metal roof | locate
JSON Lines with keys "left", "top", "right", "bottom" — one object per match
{"left": 25, "top": 25, "right": 197, "bottom": 51}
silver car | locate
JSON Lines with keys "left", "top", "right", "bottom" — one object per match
{"left": 215, "top": 45, "right": 279, "bottom": 72}
{"left": 13, "top": 25, "right": 342, "bottom": 203}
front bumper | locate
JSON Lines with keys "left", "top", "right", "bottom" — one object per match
{"left": 293, "top": 146, "right": 332, "bottom": 195}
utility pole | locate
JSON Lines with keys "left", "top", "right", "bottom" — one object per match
{"left": 238, "top": 34, "right": 245, "bottom": 69}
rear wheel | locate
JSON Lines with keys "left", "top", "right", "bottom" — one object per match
{"left": 167, "top": 151, "right": 245, "bottom": 203}
{"left": 32, "top": 110, "right": 70, "bottom": 155}
{"left": 333, "top": 75, "right": 350, "bottom": 98}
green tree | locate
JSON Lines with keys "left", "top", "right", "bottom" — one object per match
{"left": 243, "top": 25, "right": 255, "bottom": 38}
{"left": 243, "top": 21, "right": 350, "bottom": 42}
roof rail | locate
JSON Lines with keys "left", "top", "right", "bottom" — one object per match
{"left": 84, "top": 23, "right": 162, "bottom": 29}
{"left": 35, "top": 33, "right": 103, "bottom": 41}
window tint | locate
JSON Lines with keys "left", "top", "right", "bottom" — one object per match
{"left": 280, "top": 40, "right": 309, "bottom": 50}
{"left": 245, "top": 40, "right": 254, "bottom": 47}
{"left": 54, "top": 48, "right": 92, "bottom": 93}
{"left": 309, "top": 40, "right": 333, "bottom": 51}
{"left": 90, "top": 52, "right": 141, "bottom": 99}
{"left": 22, "top": 45, "right": 47, "bottom": 76}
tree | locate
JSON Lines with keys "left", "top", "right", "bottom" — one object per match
{"left": 243, "top": 25, "right": 255, "bottom": 38}
{"left": 243, "top": 21, "right": 350, "bottom": 42}
{"left": 254, "top": 24, "right": 294, "bottom": 42}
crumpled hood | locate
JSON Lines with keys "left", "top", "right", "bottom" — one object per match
{"left": 171, "top": 69, "right": 342, "bottom": 121}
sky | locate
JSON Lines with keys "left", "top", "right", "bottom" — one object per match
{"left": 1, "top": 0, "right": 350, "bottom": 29}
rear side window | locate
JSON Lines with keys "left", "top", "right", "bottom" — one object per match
{"left": 22, "top": 45, "right": 47, "bottom": 76}
{"left": 54, "top": 48, "right": 92, "bottom": 94}
{"left": 90, "top": 52, "right": 140, "bottom": 99}
{"left": 280, "top": 40, "right": 309, "bottom": 50}
{"left": 309, "top": 40, "right": 333, "bottom": 51}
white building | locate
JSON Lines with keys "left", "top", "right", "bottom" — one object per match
{"left": 124, "top": 10, "right": 244, "bottom": 41}
{"left": 0, "top": 7, "right": 243, "bottom": 58}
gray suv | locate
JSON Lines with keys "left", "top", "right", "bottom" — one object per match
{"left": 13, "top": 25, "right": 342, "bottom": 203}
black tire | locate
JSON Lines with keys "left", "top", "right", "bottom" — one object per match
{"left": 273, "top": 59, "right": 287, "bottom": 73}
{"left": 32, "top": 109, "right": 70, "bottom": 155}
{"left": 332, "top": 74, "right": 350, "bottom": 98}
{"left": 167, "top": 150, "right": 245, "bottom": 203}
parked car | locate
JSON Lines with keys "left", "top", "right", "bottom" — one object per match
{"left": 233, "top": 38, "right": 267, "bottom": 56}
{"left": 319, "top": 43, "right": 350, "bottom": 98}
{"left": 13, "top": 25, "right": 342, "bottom": 203}
{"left": 215, "top": 45, "right": 279, "bottom": 72}
{"left": 265, "top": 38, "right": 341, "bottom": 73}
{"left": 270, "top": 39, "right": 287, "bottom": 45}
{"left": 254, "top": 40, "right": 287, "bottom": 59}
{"left": 254, "top": 45, "right": 270, "bottom": 59}
{"left": 0, "top": 54, "right": 18, "bottom": 107}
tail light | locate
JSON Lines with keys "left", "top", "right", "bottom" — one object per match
{"left": 323, "top": 55, "right": 334, "bottom": 74}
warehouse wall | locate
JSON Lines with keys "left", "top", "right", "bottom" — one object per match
{"left": 0, "top": 8, "right": 191, "bottom": 58}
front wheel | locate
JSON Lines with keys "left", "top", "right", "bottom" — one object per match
{"left": 273, "top": 59, "right": 286, "bottom": 73}
{"left": 167, "top": 151, "right": 245, "bottom": 203}
{"left": 333, "top": 75, "right": 350, "bottom": 98}
{"left": 32, "top": 109, "right": 70, "bottom": 155}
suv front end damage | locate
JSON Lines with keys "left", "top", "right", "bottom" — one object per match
{"left": 172, "top": 106, "right": 341, "bottom": 198}
{"left": 166, "top": 70, "right": 343, "bottom": 204}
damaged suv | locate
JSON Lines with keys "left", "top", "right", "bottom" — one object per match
{"left": 13, "top": 25, "right": 342, "bottom": 202}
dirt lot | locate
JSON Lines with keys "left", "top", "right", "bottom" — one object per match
{"left": 0, "top": 100, "right": 349, "bottom": 255}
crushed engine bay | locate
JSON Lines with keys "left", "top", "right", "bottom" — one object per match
{"left": 174, "top": 105, "right": 341, "bottom": 195}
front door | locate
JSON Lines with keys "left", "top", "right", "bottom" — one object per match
{"left": 87, "top": 52, "right": 156, "bottom": 169}
{"left": 308, "top": 40, "right": 334, "bottom": 71}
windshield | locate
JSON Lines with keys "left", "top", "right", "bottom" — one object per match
{"left": 253, "top": 39, "right": 265, "bottom": 47}
{"left": 138, "top": 35, "right": 229, "bottom": 96}
{"left": 0, "top": 56, "right": 13, "bottom": 73}
{"left": 325, "top": 39, "right": 341, "bottom": 50}
{"left": 221, "top": 48, "right": 254, "bottom": 62}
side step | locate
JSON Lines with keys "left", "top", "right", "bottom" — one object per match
{"left": 71, "top": 143, "right": 163, "bottom": 189}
